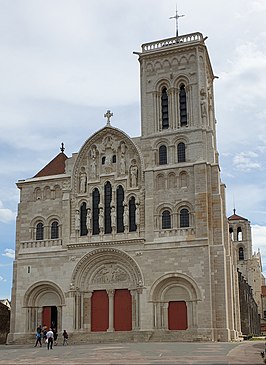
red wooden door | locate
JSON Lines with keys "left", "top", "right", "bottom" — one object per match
{"left": 168, "top": 301, "right": 188, "bottom": 330}
{"left": 42, "top": 306, "right": 51, "bottom": 329}
{"left": 91, "top": 290, "right": 109, "bottom": 332}
{"left": 114, "top": 289, "right": 132, "bottom": 331}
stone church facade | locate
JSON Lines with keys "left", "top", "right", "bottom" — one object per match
{"left": 9, "top": 31, "right": 248, "bottom": 343}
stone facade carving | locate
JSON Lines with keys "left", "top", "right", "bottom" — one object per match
{"left": 92, "top": 264, "right": 129, "bottom": 284}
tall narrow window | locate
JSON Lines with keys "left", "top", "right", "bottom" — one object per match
{"left": 229, "top": 227, "right": 234, "bottom": 241}
{"left": 237, "top": 227, "right": 243, "bottom": 241}
{"left": 162, "top": 210, "right": 171, "bottom": 229}
{"left": 129, "top": 197, "right": 137, "bottom": 232}
{"left": 92, "top": 189, "right": 100, "bottom": 235}
{"left": 180, "top": 208, "right": 189, "bottom": 227}
{"left": 159, "top": 145, "right": 167, "bottom": 165}
{"left": 179, "top": 84, "right": 187, "bottom": 126}
{"left": 161, "top": 87, "right": 169, "bottom": 129}
{"left": 104, "top": 182, "right": 112, "bottom": 234}
{"left": 239, "top": 247, "right": 244, "bottom": 260}
{"left": 36, "top": 222, "right": 44, "bottom": 240}
{"left": 177, "top": 142, "right": 186, "bottom": 163}
{"left": 116, "top": 185, "right": 124, "bottom": 233}
{"left": 80, "top": 202, "right": 87, "bottom": 236}
{"left": 51, "top": 221, "right": 59, "bottom": 239}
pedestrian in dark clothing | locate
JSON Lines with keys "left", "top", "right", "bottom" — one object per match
{"left": 34, "top": 326, "right": 42, "bottom": 347}
{"left": 62, "top": 330, "right": 68, "bottom": 345}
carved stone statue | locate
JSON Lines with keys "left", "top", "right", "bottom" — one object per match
{"left": 99, "top": 206, "right": 104, "bottom": 230}
{"left": 123, "top": 202, "right": 129, "bottom": 227}
{"left": 130, "top": 163, "right": 138, "bottom": 187}
{"left": 86, "top": 207, "right": 92, "bottom": 231}
{"left": 90, "top": 147, "right": 97, "bottom": 178}
{"left": 111, "top": 205, "right": 116, "bottom": 228}
{"left": 79, "top": 167, "right": 87, "bottom": 193}
{"left": 75, "top": 210, "right": 80, "bottom": 232}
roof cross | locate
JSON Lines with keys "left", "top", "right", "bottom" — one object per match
{"left": 104, "top": 110, "right": 113, "bottom": 126}
{"left": 169, "top": 7, "right": 185, "bottom": 37}
{"left": 60, "top": 142, "right": 65, "bottom": 153}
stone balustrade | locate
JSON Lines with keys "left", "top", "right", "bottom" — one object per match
{"left": 141, "top": 32, "right": 204, "bottom": 53}
{"left": 20, "top": 238, "right": 62, "bottom": 249}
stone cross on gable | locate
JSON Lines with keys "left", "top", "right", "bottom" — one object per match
{"left": 104, "top": 110, "right": 113, "bottom": 126}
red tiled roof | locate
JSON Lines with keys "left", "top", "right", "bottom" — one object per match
{"left": 228, "top": 209, "right": 248, "bottom": 221}
{"left": 34, "top": 152, "right": 68, "bottom": 178}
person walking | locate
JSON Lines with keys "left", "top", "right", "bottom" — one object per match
{"left": 62, "top": 330, "right": 68, "bottom": 345}
{"left": 34, "top": 325, "right": 42, "bottom": 347}
{"left": 46, "top": 328, "right": 54, "bottom": 350}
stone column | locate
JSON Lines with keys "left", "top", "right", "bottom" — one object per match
{"left": 57, "top": 306, "right": 62, "bottom": 332}
{"left": 83, "top": 292, "right": 92, "bottom": 331}
{"left": 107, "top": 289, "right": 115, "bottom": 332}
{"left": 162, "top": 303, "right": 168, "bottom": 329}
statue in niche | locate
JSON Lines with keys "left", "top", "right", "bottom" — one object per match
{"left": 99, "top": 206, "right": 104, "bottom": 230}
{"left": 200, "top": 89, "right": 207, "bottom": 125}
{"left": 79, "top": 167, "right": 87, "bottom": 193}
{"left": 90, "top": 146, "right": 97, "bottom": 178}
{"left": 75, "top": 210, "right": 80, "bottom": 232}
{"left": 123, "top": 202, "right": 129, "bottom": 228}
{"left": 130, "top": 162, "right": 138, "bottom": 188}
{"left": 119, "top": 142, "right": 126, "bottom": 175}
{"left": 86, "top": 207, "right": 92, "bottom": 231}
{"left": 111, "top": 205, "right": 116, "bottom": 229}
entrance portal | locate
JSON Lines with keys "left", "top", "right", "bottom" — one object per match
{"left": 168, "top": 301, "right": 187, "bottom": 330}
{"left": 42, "top": 306, "right": 57, "bottom": 329}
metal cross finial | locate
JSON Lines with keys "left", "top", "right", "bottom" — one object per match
{"left": 104, "top": 110, "right": 113, "bottom": 126}
{"left": 60, "top": 142, "right": 65, "bottom": 153}
{"left": 169, "top": 7, "right": 185, "bottom": 37}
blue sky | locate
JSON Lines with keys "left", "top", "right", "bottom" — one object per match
{"left": 1, "top": 0, "right": 266, "bottom": 299}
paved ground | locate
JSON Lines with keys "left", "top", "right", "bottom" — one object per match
{"left": 0, "top": 341, "right": 265, "bottom": 364}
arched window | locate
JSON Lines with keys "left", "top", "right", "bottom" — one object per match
{"left": 159, "top": 145, "right": 167, "bottom": 165}
{"left": 162, "top": 210, "right": 171, "bottom": 229}
{"left": 229, "top": 227, "right": 234, "bottom": 241}
{"left": 239, "top": 247, "right": 244, "bottom": 260}
{"left": 179, "top": 84, "right": 187, "bottom": 126}
{"left": 180, "top": 171, "right": 188, "bottom": 188}
{"left": 129, "top": 197, "right": 137, "bottom": 232}
{"left": 177, "top": 142, "right": 186, "bottom": 163}
{"left": 116, "top": 185, "right": 124, "bottom": 233}
{"left": 92, "top": 189, "right": 100, "bottom": 235}
{"left": 104, "top": 182, "right": 112, "bottom": 234}
{"left": 51, "top": 221, "right": 59, "bottom": 239}
{"left": 237, "top": 227, "right": 243, "bottom": 241}
{"left": 161, "top": 87, "right": 169, "bottom": 129}
{"left": 36, "top": 222, "right": 44, "bottom": 240}
{"left": 180, "top": 208, "right": 189, "bottom": 227}
{"left": 102, "top": 156, "right": 106, "bottom": 165}
{"left": 80, "top": 202, "right": 87, "bottom": 236}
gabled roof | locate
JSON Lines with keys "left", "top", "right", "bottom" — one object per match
{"left": 34, "top": 152, "right": 68, "bottom": 178}
{"left": 228, "top": 209, "right": 248, "bottom": 222}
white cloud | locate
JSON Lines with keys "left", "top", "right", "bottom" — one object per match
{"left": 0, "top": 275, "right": 6, "bottom": 282}
{"left": 233, "top": 152, "right": 262, "bottom": 171}
{"left": 0, "top": 201, "right": 16, "bottom": 223}
{"left": 2, "top": 249, "right": 15, "bottom": 259}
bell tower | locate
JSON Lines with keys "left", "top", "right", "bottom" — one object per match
{"left": 137, "top": 32, "right": 218, "bottom": 165}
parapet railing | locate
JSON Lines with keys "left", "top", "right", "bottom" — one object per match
{"left": 20, "top": 238, "right": 62, "bottom": 249}
{"left": 141, "top": 32, "right": 204, "bottom": 53}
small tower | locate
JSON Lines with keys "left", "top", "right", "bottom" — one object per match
{"left": 228, "top": 209, "right": 263, "bottom": 316}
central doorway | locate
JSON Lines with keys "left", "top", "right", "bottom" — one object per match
{"left": 42, "top": 306, "right": 57, "bottom": 329}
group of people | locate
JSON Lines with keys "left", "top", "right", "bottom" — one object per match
{"left": 34, "top": 325, "right": 68, "bottom": 349}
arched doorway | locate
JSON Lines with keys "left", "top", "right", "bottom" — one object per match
{"left": 71, "top": 248, "right": 143, "bottom": 332}
{"left": 150, "top": 273, "right": 201, "bottom": 330}
{"left": 23, "top": 281, "right": 65, "bottom": 333}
